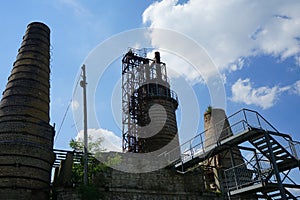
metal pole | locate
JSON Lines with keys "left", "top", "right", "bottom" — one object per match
{"left": 81, "top": 64, "right": 88, "bottom": 185}
{"left": 229, "top": 148, "right": 238, "bottom": 190}
{"left": 264, "top": 132, "right": 286, "bottom": 200}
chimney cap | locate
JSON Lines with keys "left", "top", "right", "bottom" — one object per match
{"left": 27, "top": 21, "right": 50, "bottom": 33}
{"left": 154, "top": 51, "right": 160, "bottom": 63}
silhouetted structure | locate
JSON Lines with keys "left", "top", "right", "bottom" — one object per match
{"left": 122, "top": 49, "right": 179, "bottom": 153}
{"left": 0, "top": 22, "right": 55, "bottom": 199}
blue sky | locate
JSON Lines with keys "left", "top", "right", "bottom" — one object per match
{"left": 0, "top": 0, "right": 300, "bottom": 154}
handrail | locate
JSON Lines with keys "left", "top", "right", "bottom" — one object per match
{"left": 290, "top": 140, "right": 300, "bottom": 160}
{"left": 133, "top": 87, "right": 178, "bottom": 103}
{"left": 243, "top": 108, "right": 279, "bottom": 133}
{"left": 165, "top": 108, "right": 297, "bottom": 165}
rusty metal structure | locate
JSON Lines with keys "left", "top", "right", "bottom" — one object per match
{"left": 0, "top": 22, "right": 55, "bottom": 199}
{"left": 122, "top": 49, "right": 179, "bottom": 153}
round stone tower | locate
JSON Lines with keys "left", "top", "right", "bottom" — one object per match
{"left": 0, "top": 22, "right": 55, "bottom": 199}
{"left": 204, "top": 108, "right": 232, "bottom": 148}
{"left": 122, "top": 50, "right": 179, "bottom": 154}
{"left": 135, "top": 82, "right": 179, "bottom": 153}
{"left": 204, "top": 108, "right": 245, "bottom": 191}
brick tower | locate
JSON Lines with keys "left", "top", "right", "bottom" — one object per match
{"left": 0, "top": 22, "right": 55, "bottom": 199}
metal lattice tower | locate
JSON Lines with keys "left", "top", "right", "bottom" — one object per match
{"left": 122, "top": 49, "right": 179, "bottom": 153}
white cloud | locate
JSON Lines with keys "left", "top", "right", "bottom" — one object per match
{"left": 231, "top": 79, "right": 300, "bottom": 109}
{"left": 76, "top": 128, "right": 122, "bottom": 152}
{"left": 143, "top": 0, "right": 300, "bottom": 82}
{"left": 231, "top": 78, "right": 284, "bottom": 109}
{"left": 229, "top": 58, "right": 245, "bottom": 72}
{"left": 147, "top": 50, "right": 205, "bottom": 84}
{"left": 293, "top": 80, "right": 300, "bottom": 95}
{"left": 296, "top": 55, "right": 300, "bottom": 67}
{"left": 58, "top": 0, "right": 91, "bottom": 16}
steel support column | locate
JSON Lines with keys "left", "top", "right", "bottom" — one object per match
{"left": 264, "top": 132, "right": 287, "bottom": 200}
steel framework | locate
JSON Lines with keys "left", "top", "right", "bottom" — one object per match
{"left": 163, "top": 109, "right": 300, "bottom": 199}
{"left": 121, "top": 48, "right": 172, "bottom": 152}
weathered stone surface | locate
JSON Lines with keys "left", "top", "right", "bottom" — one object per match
{"left": 55, "top": 163, "right": 222, "bottom": 200}
{"left": 203, "top": 108, "right": 248, "bottom": 193}
{"left": 0, "top": 22, "right": 54, "bottom": 199}
{"left": 54, "top": 150, "right": 223, "bottom": 200}
{"left": 0, "top": 189, "right": 49, "bottom": 200}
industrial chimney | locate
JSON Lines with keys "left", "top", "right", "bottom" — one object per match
{"left": 0, "top": 22, "right": 55, "bottom": 199}
{"left": 204, "top": 108, "right": 245, "bottom": 191}
{"left": 121, "top": 49, "right": 179, "bottom": 154}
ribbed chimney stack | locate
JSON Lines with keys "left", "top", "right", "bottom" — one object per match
{"left": 0, "top": 22, "right": 55, "bottom": 199}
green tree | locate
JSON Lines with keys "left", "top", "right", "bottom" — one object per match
{"left": 69, "top": 135, "right": 121, "bottom": 200}
{"left": 206, "top": 105, "right": 212, "bottom": 114}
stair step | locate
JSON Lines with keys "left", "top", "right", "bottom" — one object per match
{"left": 263, "top": 187, "right": 297, "bottom": 200}
{"left": 260, "top": 147, "right": 269, "bottom": 153}
{"left": 276, "top": 158, "right": 295, "bottom": 165}
{"left": 274, "top": 151, "right": 290, "bottom": 159}
{"left": 257, "top": 140, "right": 276, "bottom": 149}
{"left": 268, "top": 191, "right": 281, "bottom": 198}
{"left": 258, "top": 151, "right": 291, "bottom": 162}
{"left": 274, "top": 149, "right": 288, "bottom": 156}
{"left": 253, "top": 138, "right": 267, "bottom": 146}
{"left": 273, "top": 146, "right": 284, "bottom": 153}
{"left": 276, "top": 153, "right": 292, "bottom": 160}
{"left": 271, "top": 143, "right": 283, "bottom": 149}
{"left": 258, "top": 143, "right": 269, "bottom": 150}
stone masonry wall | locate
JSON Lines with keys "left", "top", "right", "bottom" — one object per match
{"left": 55, "top": 166, "right": 223, "bottom": 200}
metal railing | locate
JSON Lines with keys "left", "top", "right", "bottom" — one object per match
{"left": 164, "top": 108, "right": 299, "bottom": 165}
{"left": 223, "top": 148, "right": 300, "bottom": 193}
{"left": 137, "top": 87, "right": 178, "bottom": 103}
{"left": 224, "top": 163, "right": 256, "bottom": 191}
{"left": 223, "top": 151, "right": 273, "bottom": 192}
{"left": 146, "top": 88, "right": 178, "bottom": 102}
{"left": 291, "top": 140, "right": 300, "bottom": 160}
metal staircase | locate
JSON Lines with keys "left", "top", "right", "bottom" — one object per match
{"left": 256, "top": 185, "right": 297, "bottom": 200}
{"left": 245, "top": 131, "right": 300, "bottom": 200}
{"left": 162, "top": 108, "right": 300, "bottom": 199}
{"left": 249, "top": 132, "right": 299, "bottom": 173}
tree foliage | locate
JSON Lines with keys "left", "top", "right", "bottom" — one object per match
{"left": 69, "top": 136, "right": 106, "bottom": 199}
{"left": 206, "top": 105, "right": 212, "bottom": 114}
{"left": 68, "top": 135, "right": 121, "bottom": 198}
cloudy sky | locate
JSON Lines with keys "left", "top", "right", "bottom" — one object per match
{"left": 0, "top": 0, "right": 300, "bottom": 153}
